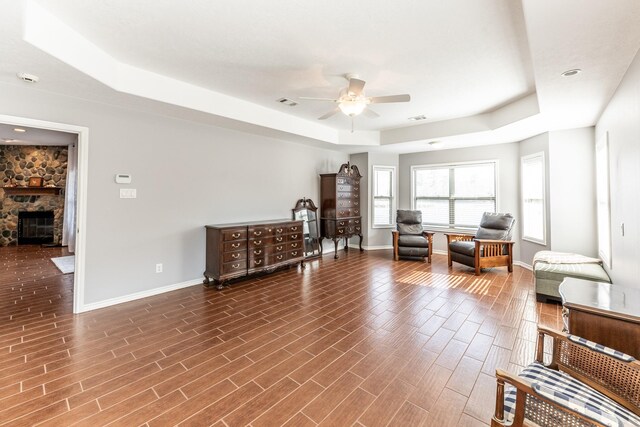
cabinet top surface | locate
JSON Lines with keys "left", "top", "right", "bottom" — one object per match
{"left": 559, "top": 278, "right": 640, "bottom": 320}
{"left": 205, "top": 219, "right": 301, "bottom": 229}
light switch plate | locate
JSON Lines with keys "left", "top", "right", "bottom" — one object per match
{"left": 119, "top": 188, "right": 137, "bottom": 199}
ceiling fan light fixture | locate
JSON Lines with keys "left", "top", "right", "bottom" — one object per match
{"left": 338, "top": 99, "right": 367, "bottom": 117}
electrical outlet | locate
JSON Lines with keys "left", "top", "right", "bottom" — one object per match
{"left": 155, "top": 263, "right": 163, "bottom": 273}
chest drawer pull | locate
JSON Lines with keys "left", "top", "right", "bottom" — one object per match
{"left": 276, "top": 245, "right": 284, "bottom": 251}
{"left": 339, "top": 221, "right": 346, "bottom": 226}
{"left": 232, "top": 232, "right": 241, "bottom": 238}
{"left": 291, "top": 243, "right": 298, "bottom": 248}
{"left": 338, "top": 229, "right": 344, "bottom": 234}
{"left": 253, "top": 231, "right": 262, "bottom": 236}
{"left": 276, "top": 254, "right": 284, "bottom": 260}
{"left": 290, "top": 226, "right": 298, "bottom": 231}
{"left": 231, "top": 243, "right": 240, "bottom": 248}
{"left": 253, "top": 249, "right": 262, "bottom": 255}
{"left": 291, "top": 251, "right": 298, "bottom": 256}
{"left": 276, "top": 236, "right": 284, "bottom": 242}
{"left": 354, "top": 202, "right": 359, "bottom": 206}
{"left": 231, "top": 253, "right": 240, "bottom": 259}
{"left": 255, "top": 260, "right": 262, "bottom": 265}
{"left": 291, "top": 234, "right": 298, "bottom": 239}
{"left": 253, "top": 240, "right": 262, "bottom": 245}
{"left": 231, "top": 263, "right": 241, "bottom": 269}
{"left": 276, "top": 228, "right": 283, "bottom": 233}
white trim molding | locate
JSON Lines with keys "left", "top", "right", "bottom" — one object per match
{"left": 80, "top": 278, "right": 203, "bottom": 313}
{"left": 0, "top": 114, "right": 89, "bottom": 314}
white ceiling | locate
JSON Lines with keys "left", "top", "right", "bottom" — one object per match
{"left": 0, "top": 123, "right": 76, "bottom": 146}
{"left": 0, "top": 0, "right": 639, "bottom": 152}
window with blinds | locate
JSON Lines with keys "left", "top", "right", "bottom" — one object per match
{"left": 521, "top": 152, "right": 546, "bottom": 244}
{"left": 372, "top": 166, "right": 395, "bottom": 227}
{"left": 412, "top": 161, "right": 497, "bottom": 228}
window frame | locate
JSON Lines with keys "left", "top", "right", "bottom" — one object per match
{"left": 520, "top": 151, "right": 547, "bottom": 245}
{"left": 410, "top": 160, "right": 499, "bottom": 230}
{"left": 371, "top": 165, "right": 396, "bottom": 229}
{"left": 595, "top": 132, "right": 612, "bottom": 268}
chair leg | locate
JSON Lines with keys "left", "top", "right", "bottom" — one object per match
{"left": 475, "top": 265, "right": 481, "bottom": 276}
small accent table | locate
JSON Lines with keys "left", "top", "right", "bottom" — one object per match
{"left": 559, "top": 278, "right": 640, "bottom": 359}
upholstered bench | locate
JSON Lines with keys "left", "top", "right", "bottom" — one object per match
{"left": 534, "top": 251, "right": 611, "bottom": 302}
{"left": 492, "top": 327, "right": 640, "bottom": 427}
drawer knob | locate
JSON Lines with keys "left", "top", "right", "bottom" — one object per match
{"left": 338, "top": 229, "right": 344, "bottom": 234}
{"left": 277, "top": 255, "right": 283, "bottom": 260}
{"left": 232, "top": 263, "right": 240, "bottom": 269}
{"left": 231, "top": 243, "right": 240, "bottom": 248}
{"left": 291, "top": 251, "right": 298, "bottom": 256}
{"left": 277, "top": 245, "right": 283, "bottom": 250}
{"left": 291, "top": 243, "right": 298, "bottom": 247}
{"left": 232, "top": 233, "right": 241, "bottom": 238}
{"left": 276, "top": 237, "right": 283, "bottom": 242}
{"left": 254, "top": 240, "right": 262, "bottom": 245}
{"left": 232, "top": 253, "right": 240, "bottom": 259}
{"left": 254, "top": 250, "right": 262, "bottom": 255}
{"left": 291, "top": 234, "right": 298, "bottom": 239}
{"left": 254, "top": 231, "right": 262, "bottom": 236}
{"left": 276, "top": 228, "right": 283, "bottom": 233}
{"left": 255, "top": 260, "right": 262, "bottom": 265}
{"left": 291, "top": 226, "right": 298, "bottom": 231}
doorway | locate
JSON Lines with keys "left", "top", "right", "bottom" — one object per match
{"left": 0, "top": 114, "right": 88, "bottom": 314}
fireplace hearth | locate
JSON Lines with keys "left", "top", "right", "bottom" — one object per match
{"left": 18, "top": 211, "right": 54, "bottom": 245}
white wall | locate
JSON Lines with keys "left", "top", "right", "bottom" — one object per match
{"left": 398, "top": 143, "right": 521, "bottom": 261}
{"left": 548, "top": 128, "right": 597, "bottom": 257}
{"left": 0, "top": 82, "right": 348, "bottom": 306}
{"left": 596, "top": 48, "right": 640, "bottom": 288}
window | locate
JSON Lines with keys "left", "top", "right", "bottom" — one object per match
{"left": 412, "top": 161, "right": 497, "bottom": 228}
{"left": 372, "top": 165, "right": 395, "bottom": 227}
{"left": 596, "top": 134, "right": 611, "bottom": 267}
{"left": 521, "top": 152, "right": 546, "bottom": 244}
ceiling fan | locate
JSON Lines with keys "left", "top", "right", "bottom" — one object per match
{"left": 300, "top": 74, "right": 411, "bottom": 122}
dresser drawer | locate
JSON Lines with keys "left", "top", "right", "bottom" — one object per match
{"left": 337, "top": 209, "right": 352, "bottom": 217}
{"left": 223, "top": 250, "right": 246, "bottom": 262}
{"left": 222, "top": 260, "right": 246, "bottom": 275}
{"left": 222, "top": 228, "right": 246, "bottom": 241}
{"left": 336, "top": 227, "right": 347, "bottom": 236}
{"left": 248, "top": 257, "right": 268, "bottom": 269}
{"left": 248, "top": 226, "right": 275, "bottom": 238}
{"left": 273, "top": 225, "right": 287, "bottom": 234}
{"left": 337, "top": 184, "right": 353, "bottom": 192}
{"left": 249, "top": 247, "right": 267, "bottom": 258}
{"left": 336, "top": 219, "right": 348, "bottom": 227}
{"left": 223, "top": 240, "right": 247, "bottom": 252}
{"left": 249, "top": 237, "right": 273, "bottom": 248}
{"left": 288, "top": 241, "right": 302, "bottom": 251}
{"left": 337, "top": 191, "right": 352, "bottom": 199}
{"left": 349, "top": 218, "right": 361, "bottom": 226}
{"left": 288, "top": 232, "right": 302, "bottom": 242}
{"left": 288, "top": 249, "right": 303, "bottom": 260}
{"left": 355, "top": 225, "right": 362, "bottom": 233}
{"left": 337, "top": 199, "right": 353, "bottom": 208}
{"left": 271, "top": 253, "right": 287, "bottom": 264}
{"left": 287, "top": 223, "right": 302, "bottom": 233}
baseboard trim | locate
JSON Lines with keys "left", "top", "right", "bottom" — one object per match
{"left": 79, "top": 277, "right": 203, "bottom": 313}
{"left": 514, "top": 261, "right": 532, "bottom": 270}
{"left": 347, "top": 244, "right": 393, "bottom": 251}
{"left": 433, "top": 249, "right": 448, "bottom": 256}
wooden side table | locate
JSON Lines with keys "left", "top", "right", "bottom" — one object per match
{"left": 559, "top": 278, "right": 640, "bottom": 359}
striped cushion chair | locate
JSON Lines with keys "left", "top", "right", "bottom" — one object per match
{"left": 492, "top": 327, "right": 640, "bottom": 427}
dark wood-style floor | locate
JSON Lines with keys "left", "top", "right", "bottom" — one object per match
{"left": 0, "top": 245, "right": 562, "bottom": 426}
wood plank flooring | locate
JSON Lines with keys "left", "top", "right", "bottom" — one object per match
{"left": 0, "top": 245, "right": 562, "bottom": 426}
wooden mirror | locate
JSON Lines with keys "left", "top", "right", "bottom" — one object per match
{"left": 292, "top": 198, "right": 322, "bottom": 259}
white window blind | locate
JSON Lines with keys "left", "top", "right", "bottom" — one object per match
{"left": 596, "top": 135, "right": 611, "bottom": 267}
{"left": 521, "top": 152, "right": 546, "bottom": 244}
{"left": 412, "top": 162, "right": 497, "bottom": 228}
{"left": 372, "top": 166, "right": 395, "bottom": 227}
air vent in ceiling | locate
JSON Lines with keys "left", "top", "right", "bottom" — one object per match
{"left": 17, "top": 72, "right": 39, "bottom": 83}
{"left": 277, "top": 98, "right": 298, "bottom": 107}
{"left": 408, "top": 115, "right": 427, "bottom": 121}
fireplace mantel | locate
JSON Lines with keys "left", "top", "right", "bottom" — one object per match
{"left": 2, "top": 187, "right": 62, "bottom": 196}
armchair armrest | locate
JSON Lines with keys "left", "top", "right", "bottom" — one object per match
{"left": 474, "top": 239, "right": 515, "bottom": 245}
{"left": 444, "top": 233, "right": 474, "bottom": 244}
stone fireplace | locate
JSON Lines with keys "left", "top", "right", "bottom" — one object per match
{"left": 0, "top": 145, "right": 68, "bottom": 246}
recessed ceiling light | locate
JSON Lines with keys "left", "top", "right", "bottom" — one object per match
{"left": 16, "top": 72, "right": 39, "bottom": 83}
{"left": 276, "top": 97, "right": 298, "bottom": 107}
{"left": 408, "top": 115, "right": 427, "bottom": 121}
{"left": 561, "top": 69, "right": 581, "bottom": 77}
{"left": 13, "top": 128, "right": 26, "bottom": 133}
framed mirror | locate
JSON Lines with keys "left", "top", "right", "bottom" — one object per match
{"left": 292, "top": 198, "right": 322, "bottom": 259}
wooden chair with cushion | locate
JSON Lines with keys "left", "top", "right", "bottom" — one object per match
{"left": 445, "top": 212, "right": 515, "bottom": 275}
{"left": 492, "top": 326, "right": 640, "bottom": 427}
{"left": 392, "top": 210, "right": 434, "bottom": 263}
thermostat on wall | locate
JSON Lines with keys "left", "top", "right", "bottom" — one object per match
{"left": 115, "top": 174, "right": 132, "bottom": 184}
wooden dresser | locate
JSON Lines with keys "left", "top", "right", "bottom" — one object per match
{"left": 204, "top": 219, "right": 305, "bottom": 289}
{"left": 320, "top": 162, "right": 364, "bottom": 259}
{"left": 559, "top": 278, "right": 640, "bottom": 359}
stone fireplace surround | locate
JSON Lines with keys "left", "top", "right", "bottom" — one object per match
{"left": 0, "top": 145, "right": 68, "bottom": 246}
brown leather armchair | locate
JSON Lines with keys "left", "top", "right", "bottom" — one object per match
{"left": 392, "top": 210, "right": 434, "bottom": 263}
{"left": 445, "top": 212, "right": 515, "bottom": 275}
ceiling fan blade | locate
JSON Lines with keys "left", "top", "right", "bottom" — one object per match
{"left": 318, "top": 108, "right": 340, "bottom": 120}
{"left": 347, "top": 78, "right": 366, "bottom": 97}
{"left": 362, "top": 108, "right": 380, "bottom": 119}
{"left": 299, "top": 97, "right": 338, "bottom": 102}
{"left": 369, "top": 94, "right": 411, "bottom": 104}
